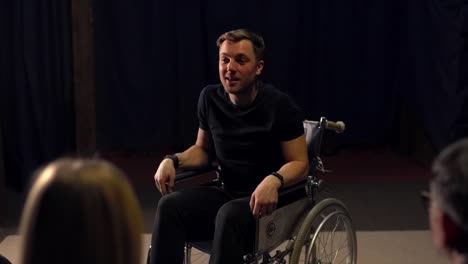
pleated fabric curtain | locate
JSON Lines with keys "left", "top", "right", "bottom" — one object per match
{"left": 0, "top": 0, "right": 75, "bottom": 189}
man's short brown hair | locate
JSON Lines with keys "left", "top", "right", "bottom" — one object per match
{"left": 216, "top": 29, "right": 265, "bottom": 61}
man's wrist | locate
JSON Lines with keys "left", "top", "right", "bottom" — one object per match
{"left": 164, "top": 154, "right": 179, "bottom": 169}
{"left": 269, "top": 171, "right": 284, "bottom": 189}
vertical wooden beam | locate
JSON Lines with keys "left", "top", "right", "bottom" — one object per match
{"left": 0, "top": 125, "right": 6, "bottom": 225}
{"left": 71, "top": 0, "right": 96, "bottom": 155}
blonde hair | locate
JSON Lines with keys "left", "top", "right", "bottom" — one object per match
{"left": 19, "top": 158, "right": 143, "bottom": 264}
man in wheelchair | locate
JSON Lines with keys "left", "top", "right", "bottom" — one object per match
{"left": 149, "top": 29, "right": 309, "bottom": 264}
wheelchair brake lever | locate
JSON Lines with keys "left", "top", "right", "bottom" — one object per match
{"left": 306, "top": 178, "right": 330, "bottom": 198}
{"left": 243, "top": 253, "right": 260, "bottom": 264}
{"left": 314, "top": 179, "right": 326, "bottom": 190}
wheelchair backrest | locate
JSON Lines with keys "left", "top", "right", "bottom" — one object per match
{"left": 303, "top": 118, "right": 326, "bottom": 176}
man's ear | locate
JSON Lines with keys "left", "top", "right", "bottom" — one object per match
{"left": 256, "top": 60, "right": 264, "bottom": 75}
{"left": 441, "top": 213, "right": 460, "bottom": 250}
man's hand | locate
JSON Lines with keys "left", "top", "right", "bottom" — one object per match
{"left": 154, "top": 158, "right": 176, "bottom": 195}
{"left": 249, "top": 175, "right": 282, "bottom": 219}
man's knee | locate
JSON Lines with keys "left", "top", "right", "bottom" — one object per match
{"left": 156, "top": 192, "right": 182, "bottom": 217}
{"left": 216, "top": 200, "right": 253, "bottom": 227}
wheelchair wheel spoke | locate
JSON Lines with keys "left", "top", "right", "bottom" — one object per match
{"left": 331, "top": 216, "right": 350, "bottom": 264}
{"left": 312, "top": 211, "right": 352, "bottom": 263}
{"left": 332, "top": 239, "right": 349, "bottom": 264}
{"left": 291, "top": 199, "right": 357, "bottom": 264}
{"left": 317, "top": 235, "right": 329, "bottom": 261}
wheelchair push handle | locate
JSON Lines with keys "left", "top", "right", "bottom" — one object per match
{"left": 325, "top": 120, "right": 345, "bottom": 133}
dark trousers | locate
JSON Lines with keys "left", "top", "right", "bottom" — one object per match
{"left": 149, "top": 186, "right": 256, "bottom": 264}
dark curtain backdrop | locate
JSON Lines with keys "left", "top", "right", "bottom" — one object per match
{"left": 1, "top": 0, "right": 467, "bottom": 188}
{"left": 453, "top": 0, "right": 468, "bottom": 140}
{"left": 1, "top": 0, "right": 75, "bottom": 190}
{"left": 94, "top": 0, "right": 468, "bottom": 153}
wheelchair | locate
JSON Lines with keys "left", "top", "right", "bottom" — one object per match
{"left": 148, "top": 117, "right": 357, "bottom": 264}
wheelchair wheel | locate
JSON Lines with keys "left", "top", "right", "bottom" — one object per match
{"left": 290, "top": 198, "right": 357, "bottom": 264}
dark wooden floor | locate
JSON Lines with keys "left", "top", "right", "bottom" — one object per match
{"left": 0, "top": 147, "right": 446, "bottom": 263}
{"left": 1, "top": 148, "right": 432, "bottom": 237}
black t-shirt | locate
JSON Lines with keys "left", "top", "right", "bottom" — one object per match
{"left": 198, "top": 81, "right": 305, "bottom": 194}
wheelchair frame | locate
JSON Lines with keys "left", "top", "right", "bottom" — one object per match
{"left": 149, "top": 117, "right": 357, "bottom": 264}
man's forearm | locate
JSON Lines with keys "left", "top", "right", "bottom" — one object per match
{"left": 274, "top": 161, "right": 309, "bottom": 187}
{"left": 175, "top": 145, "right": 211, "bottom": 169}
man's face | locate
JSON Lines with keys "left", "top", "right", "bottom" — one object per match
{"left": 218, "top": 39, "right": 264, "bottom": 95}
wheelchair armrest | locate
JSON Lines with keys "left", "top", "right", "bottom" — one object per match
{"left": 174, "top": 166, "right": 219, "bottom": 187}
{"left": 175, "top": 167, "right": 218, "bottom": 181}
{"left": 276, "top": 179, "right": 307, "bottom": 208}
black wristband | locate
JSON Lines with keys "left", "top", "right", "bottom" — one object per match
{"left": 164, "top": 154, "right": 179, "bottom": 169}
{"left": 271, "top": 171, "right": 284, "bottom": 189}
